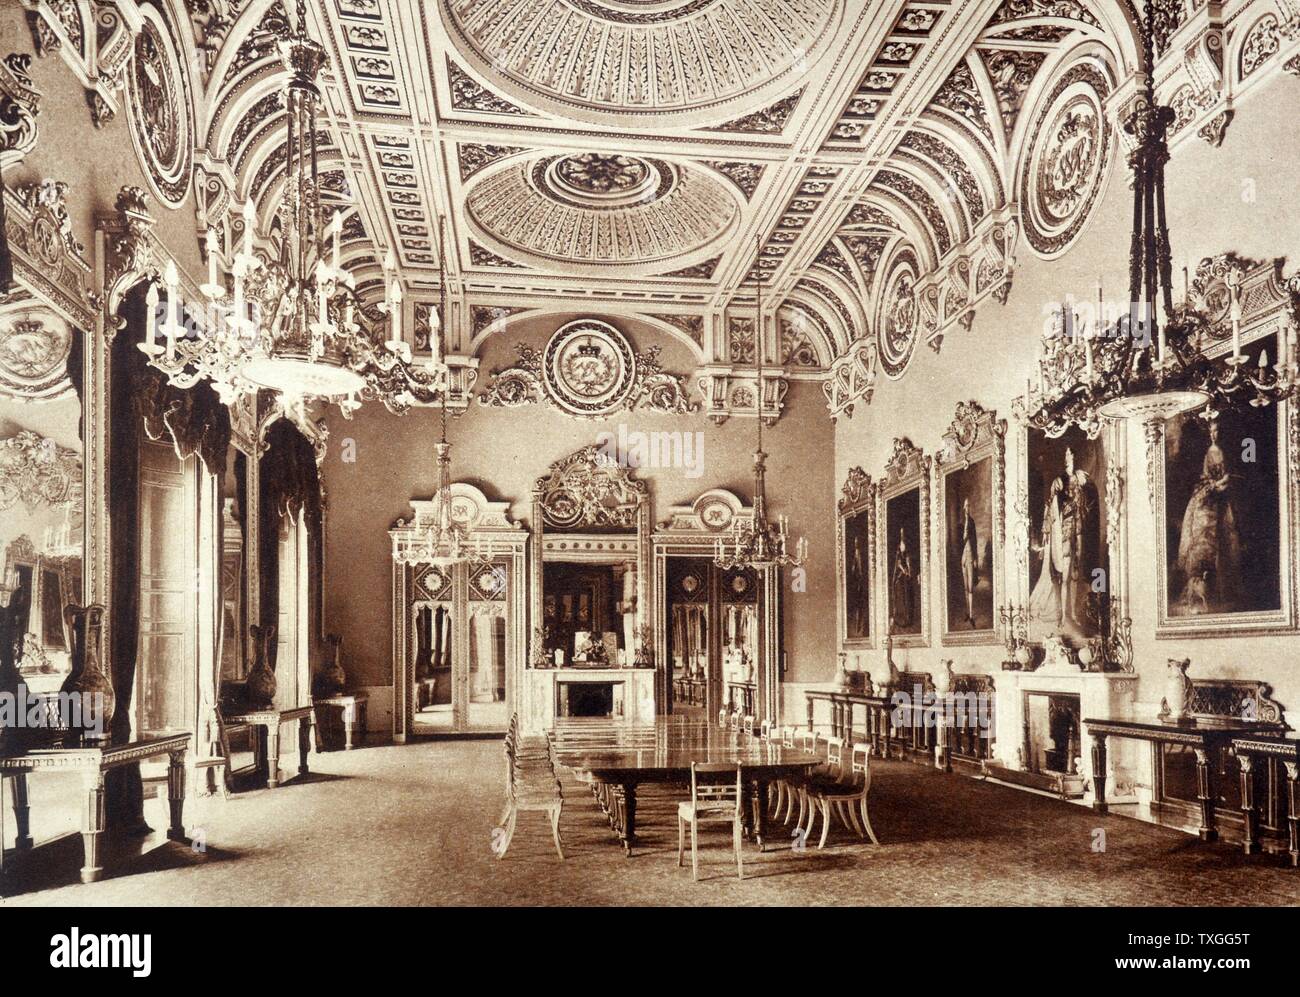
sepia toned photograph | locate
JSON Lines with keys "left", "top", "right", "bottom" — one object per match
{"left": 1, "top": 0, "right": 1298, "bottom": 953}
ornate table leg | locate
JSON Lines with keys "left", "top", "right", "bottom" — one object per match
{"left": 167, "top": 749, "right": 187, "bottom": 842}
{"left": 1193, "top": 747, "right": 1218, "bottom": 842}
{"left": 1286, "top": 762, "right": 1299, "bottom": 868}
{"left": 935, "top": 713, "right": 950, "bottom": 772}
{"left": 1238, "top": 754, "right": 1258, "bottom": 855}
{"left": 343, "top": 702, "right": 357, "bottom": 750}
{"left": 1090, "top": 733, "right": 1108, "bottom": 814}
{"left": 298, "top": 716, "right": 311, "bottom": 777}
{"left": 265, "top": 722, "right": 281, "bottom": 788}
{"left": 81, "top": 770, "right": 106, "bottom": 884}
{"left": 11, "top": 773, "right": 32, "bottom": 850}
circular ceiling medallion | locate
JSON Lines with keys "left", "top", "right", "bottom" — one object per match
{"left": 127, "top": 10, "right": 194, "bottom": 207}
{"left": 543, "top": 320, "right": 637, "bottom": 417}
{"left": 466, "top": 154, "right": 738, "bottom": 271}
{"left": 1020, "top": 63, "right": 1111, "bottom": 259}
{"left": 440, "top": 0, "right": 840, "bottom": 125}
{"left": 877, "top": 249, "right": 920, "bottom": 378}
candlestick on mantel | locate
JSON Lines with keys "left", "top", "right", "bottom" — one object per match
{"left": 144, "top": 282, "right": 159, "bottom": 351}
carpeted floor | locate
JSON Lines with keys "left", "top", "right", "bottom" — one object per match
{"left": 3, "top": 740, "right": 1299, "bottom": 906}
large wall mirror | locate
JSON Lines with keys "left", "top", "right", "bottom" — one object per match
{"left": 391, "top": 484, "right": 527, "bottom": 740}
{"left": 653, "top": 489, "right": 781, "bottom": 722}
{"left": 0, "top": 301, "right": 84, "bottom": 698}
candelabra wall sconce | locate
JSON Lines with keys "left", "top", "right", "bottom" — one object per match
{"left": 998, "top": 604, "right": 1034, "bottom": 670}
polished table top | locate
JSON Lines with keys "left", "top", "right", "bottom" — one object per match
{"left": 1084, "top": 715, "right": 1281, "bottom": 740}
{"left": 0, "top": 732, "right": 191, "bottom": 769}
{"left": 551, "top": 718, "right": 822, "bottom": 781}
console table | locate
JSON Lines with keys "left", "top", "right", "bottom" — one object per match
{"left": 1230, "top": 734, "right": 1300, "bottom": 866}
{"left": 0, "top": 732, "right": 191, "bottom": 885}
{"left": 313, "top": 693, "right": 368, "bottom": 751}
{"left": 226, "top": 706, "right": 313, "bottom": 788}
{"left": 1084, "top": 716, "right": 1279, "bottom": 842}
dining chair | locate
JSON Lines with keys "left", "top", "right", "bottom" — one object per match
{"left": 717, "top": 707, "right": 730, "bottom": 727}
{"left": 729, "top": 710, "right": 741, "bottom": 731}
{"left": 677, "top": 762, "right": 745, "bottom": 881}
{"left": 742, "top": 714, "right": 755, "bottom": 736}
{"left": 801, "top": 740, "right": 878, "bottom": 849}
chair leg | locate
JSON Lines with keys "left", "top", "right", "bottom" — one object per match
{"left": 498, "top": 808, "right": 518, "bottom": 859}
{"left": 846, "top": 799, "right": 865, "bottom": 839}
{"left": 818, "top": 801, "right": 832, "bottom": 849}
{"left": 678, "top": 816, "right": 685, "bottom": 868}
{"left": 734, "top": 818, "right": 744, "bottom": 880}
{"left": 691, "top": 819, "right": 700, "bottom": 881}
{"left": 860, "top": 798, "right": 880, "bottom": 845}
{"left": 550, "top": 805, "right": 565, "bottom": 861}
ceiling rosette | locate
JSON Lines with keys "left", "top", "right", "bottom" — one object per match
{"left": 438, "top": 0, "right": 841, "bottom": 126}
{"left": 465, "top": 152, "right": 740, "bottom": 272}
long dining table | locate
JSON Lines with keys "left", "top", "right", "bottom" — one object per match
{"left": 550, "top": 717, "right": 822, "bottom": 856}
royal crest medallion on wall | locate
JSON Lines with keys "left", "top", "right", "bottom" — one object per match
{"left": 544, "top": 320, "right": 637, "bottom": 417}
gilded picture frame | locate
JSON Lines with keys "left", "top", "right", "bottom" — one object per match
{"left": 936, "top": 402, "right": 1006, "bottom": 646}
{"left": 879, "top": 438, "right": 930, "bottom": 648}
{"left": 837, "top": 466, "right": 874, "bottom": 650}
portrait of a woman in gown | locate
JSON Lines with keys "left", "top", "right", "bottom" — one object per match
{"left": 890, "top": 528, "right": 916, "bottom": 631}
{"left": 1164, "top": 397, "right": 1280, "bottom": 621}
{"left": 1173, "top": 420, "right": 1242, "bottom": 614}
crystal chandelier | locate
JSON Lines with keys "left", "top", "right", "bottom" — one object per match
{"left": 714, "top": 239, "right": 807, "bottom": 572}
{"left": 392, "top": 219, "right": 495, "bottom": 569}
{"left": 1023, "top": 1, "right": 1300, "bottom": 437}
{"left": 140, "top": 0, "right": 442, "bottom": 416}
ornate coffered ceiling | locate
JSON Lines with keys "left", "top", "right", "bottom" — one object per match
{"left": 22, "top": 0, "right": 1300, "bottom": 419}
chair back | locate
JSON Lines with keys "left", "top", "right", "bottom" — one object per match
{"left": 851, "top": 742, "right": 873, "bottom": 790}
{"left": 781, "top": 726, "right": 795, "bottom": 748}
{"left": 825, "top": 736, "right": 847, "bottom": 776}
{"left": 796, "top": 729, "right": 820, "bottom": 756}
{"left": 760, "top": 719, "right": 772, "bottom": 740}
{"left": 742, "top": 714, "right": 755, "bottom": 735}
{"left": 717, "top": 708, "right": 730, "bottom": 727}
{"left": 728, "top": 711, "right": 741, "bottom": 731}
{"left": 690, "top": 761, "right": 743, "bottom": 817}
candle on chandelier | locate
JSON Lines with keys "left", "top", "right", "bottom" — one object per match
{"left": 242, "top": 201, "right": 255, "bottom": 257}
{"left": 391, "top": 279, "right": 403, "bottom": 341}
{"left": 206, "top": 229, "right": 220, "bottom": 288}
{"left": 163, "top": 260, "right": 180, "bottom": 357}
{"left": 145, "top": 282, "right": 159, "bottom": 351}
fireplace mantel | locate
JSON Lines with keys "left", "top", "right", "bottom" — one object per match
{"left": 994, "top": 670, "right": 1140, "bottom": 804}
{"left": 522, "top": 668, "right": 656, "bottom": 734}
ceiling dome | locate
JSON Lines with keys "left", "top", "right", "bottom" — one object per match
{"left": 466, "top": 153, "right": 739, "bottom": 271}
{"left": 440, "top": 0, "right": 840, "bottom": 125}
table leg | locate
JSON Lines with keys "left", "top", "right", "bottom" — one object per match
{"left": 1090, "top": 733, "right": 1108, "bottom": 814}
{"left": 935, "top": 713, "right": 950, "bottom": 772}
{"left": 11, "top": 772, "right": 32, "bottom": 850}
{"left": 755, "top": 778, "right": 770, "bottom": 852}
{"left": 266, "top": 723, "right": 281, "bottom": 788}
{"left": 298, "top": 716, "right": 311, "bottom": 777}
{"left": 806, "top": 697, "right": 814, "bottom": 732}
{"left": 343, "top": 703, "right": 357, "bottom": 750}
{"left": 618, "top": 782, "right": 637, "bottom": 856}
{"left": 1286, "top": 762, "right": 1299, "bottom": 868}
{"left": 1193, "top": 748, "right": 1218, "bottom": 842}
{"left": 81, "top": 771, "right": 106, "bottom": 884}
{"left": 1238, "top": 754, "right": 1258, "bottom": 855}
{"left": 166, "top": 749, "right": 187, "bottom": 842}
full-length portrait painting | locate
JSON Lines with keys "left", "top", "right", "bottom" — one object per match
{"left": 885, "top": 487, "right": 922, "bottom": 637}
{"left": 843, "top": 507, "right": 871, "bottom": 642}
{"left": 1026, "top": 426, "right": 1107, "bottom": 645}
{"left": 944, "top": 457, "right": 994, "bottom": 632}
{"left": 1162, "top": 400, "right": 1281, "bottom": 622}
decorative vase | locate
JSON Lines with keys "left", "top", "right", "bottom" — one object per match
{"left": 245, "top": 624, "right": 278, "bottom": 708}
{"left": 1014, "top": 645, "right": 1032, "bottom": 668}
{"left": 59, "top": 604, "right": 114, "bottom": 740}
{"left": 1160, "top": 657, "right": 1193, "bottom": 722}
{"left": 833, "top": 652, "right": 850, "bottom": 692}
{"left": 318, "top": 633, "right": 346, "bottom": 695}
